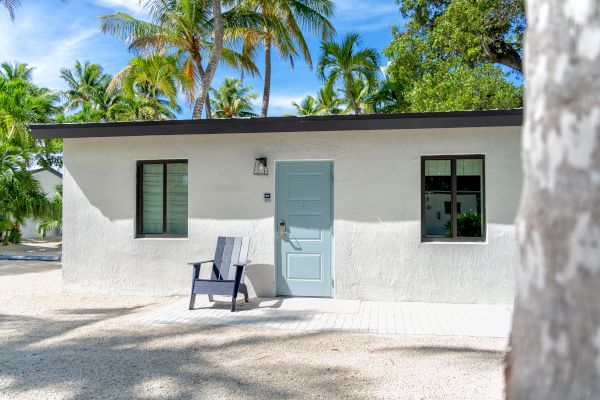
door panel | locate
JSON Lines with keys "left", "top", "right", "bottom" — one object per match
{"left": 276, "top": 161, "right": 333, "bottom": 297}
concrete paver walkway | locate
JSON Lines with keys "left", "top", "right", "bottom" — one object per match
{"left": 140, "top": 297, "right": 513, "bottom": 338}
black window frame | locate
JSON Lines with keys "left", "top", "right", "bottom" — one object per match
{"left": 136, "top": 159, "right": 188, "bottom": 238}
{"left": 421, "top": 155, "right": 486, "bottom": 242}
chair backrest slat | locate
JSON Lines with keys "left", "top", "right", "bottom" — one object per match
{"left": 212, "top": 236, "right": 250, "bottom": 281}
{"left": 212, "top": 237, "right": 226, "bottom": 279}
{"left": 226, "top": 238, "right": 242, "bottom": 280}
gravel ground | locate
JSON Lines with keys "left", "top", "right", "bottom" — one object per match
{"left": 0, "top": 242, "right": 507, "bottom": 399}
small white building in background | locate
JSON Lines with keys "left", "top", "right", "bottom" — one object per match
{"left": 31, "top": 110, "right": 522, "bottom": 304}
{"left": 21, "top": 167, "right": 62, "bottom": 238}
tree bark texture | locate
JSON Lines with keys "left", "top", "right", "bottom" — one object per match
{"left": 261, "top": 37, "right": 272, "bottom": 118}
{"left": 192, "top": 0, "right": 224, "bottom": 119}
{"left": 506, "top": 1, "right": 600, "bottom": 399}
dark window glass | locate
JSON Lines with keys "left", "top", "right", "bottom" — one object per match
{"left": 137, "top": 160, "right": 188, "bottom": 237}
{"left": 424, "top": 159, "right": 452, "bottom": 237}
{"left": 422, "top": 156, "right": 484, "bottom": 241}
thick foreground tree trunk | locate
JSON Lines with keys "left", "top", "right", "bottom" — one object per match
{"left": 192, "top": 0, "right": 224, "bottom": 119}
{"left": 506, "top": 1, "right": 600, "bottom": 399}
{"left": 261, "top": 37, "right": 271, "bottom": 118}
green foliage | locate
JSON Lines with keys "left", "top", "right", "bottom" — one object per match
{"left": 396, "top": 0, "right": 525, "bottom": 72}
{"left": 445, "top": 211, "right": 482, "bottom": 237}
{"left": 406, "top": 63, "right": 523, "bottom": 112}
{"left": 292, "top": 95, "right": 320, "bottom": 116}
{"left": 0, "top": 168, "right": 51, "bottom": 243}
{"left": 210, "top": 78, "right": 257, "bottom": 118}
{"left": 108, "top": 54, "right": 187, "bottom": 120}
{"left": 37, "top": 184, "right": 62, "bottom": 238}
{"left": 383, "top": 0, "right": 524, "bottom": 112}
{"left": 317, "top": 32, "right": 379, "bottom": 115}
{"left": 0, "top": 67, "right": 59, "bottom": 145}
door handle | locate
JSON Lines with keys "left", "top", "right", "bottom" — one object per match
{"left": 279, "top": 220, "right": 287, "bottom": 239}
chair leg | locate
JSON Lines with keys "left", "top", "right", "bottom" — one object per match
{"left": 231, "top": 266, "right": 244, "bottom": 312}
{"left": 240, "top": 284, "right": 249, "bottom": 302}
{"left": 208, "top": 294, "right": 214, "bottom": 302}
{"left": 189, "top": 294, "right": 196, "bottom": 310}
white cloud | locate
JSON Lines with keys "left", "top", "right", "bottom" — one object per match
{"left": 91, "top": 0, "right": 146, "bottom": 14}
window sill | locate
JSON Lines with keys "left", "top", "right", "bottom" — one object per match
{"left": 135, "top": 234, "right": 188, "bottom": 240}
{"left": 421, "top": 237, "right": 486, "bottom": 244}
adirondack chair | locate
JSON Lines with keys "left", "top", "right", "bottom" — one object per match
{"left": 189, "top": 236, "right": 250, "bottom": 312}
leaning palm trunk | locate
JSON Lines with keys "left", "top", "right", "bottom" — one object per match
{"left": 191, "top": 52, "right": 212, "bottom": 119}
{"left": 192, "top": 0, "right": 224, "bottom": 119}
{"left": 261, "top": 36, "right": 272, "bottom": 118}
{"left": 505, "top": 0, "right": 600, "bottom": 398}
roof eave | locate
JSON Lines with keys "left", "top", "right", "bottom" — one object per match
{"left": 30, "top": 109, "right": 523, "bottom": 139}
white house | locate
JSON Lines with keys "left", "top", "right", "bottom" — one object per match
{"left": 21, "top": 167, "right": 62, "bottom": 238}
{"left": 30, "top": 109, "right": 522, "bottom": 304}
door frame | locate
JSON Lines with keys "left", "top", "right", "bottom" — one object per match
{"left": 274, "top": 160, "right": 335, "bottom": 297}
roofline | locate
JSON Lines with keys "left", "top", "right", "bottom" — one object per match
{"left": 30, "top": 109, "right": 523, "bottom": 139}
{"left": 29, "top": 167, "right": 63, "bottom": 178}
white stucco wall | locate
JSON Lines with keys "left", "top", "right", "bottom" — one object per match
{"left": 21, "top": 169, "right": 62, "bottom": 238}
{"left": 62, "top": 126, "right": 521, "bottom": 303}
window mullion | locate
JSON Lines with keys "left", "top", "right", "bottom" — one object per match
{"left": 163, "top": 162, "right": 167, "bottom": 234}
{"left": 451, "top": 158, "right": 458, "bottom": 238}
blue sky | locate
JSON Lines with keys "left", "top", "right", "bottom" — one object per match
{"left": 0, "top": 0, "right": 402, "bottom": 117}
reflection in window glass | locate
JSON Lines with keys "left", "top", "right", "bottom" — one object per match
{"left": 166, "top": 163, "right": 188, "bottom": 234}
{"left": 142, "top": 164, "right": 164, "bottom": 234}
{"left": 457, "top": 159, "right": 483, "bottom": 237}
{"left": 424, "top": 160, "right": 452, "bottom": 237}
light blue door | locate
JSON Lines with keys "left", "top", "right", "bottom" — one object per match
{"left": 276, "top": 161, "right": 333, "bottom": 297}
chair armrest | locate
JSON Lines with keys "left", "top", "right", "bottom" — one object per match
{"left": 188, "top": 260, "right": 214, "bottom": 265}
{"left": 234, "top": 260, "right": 251, "bottom": 267}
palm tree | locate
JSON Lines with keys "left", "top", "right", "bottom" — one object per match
{"left": 317, "top": 32, "right": 379, "bottom": 115}
{"left": 108, "top": 54, "right": 187, "bottom": 121}
{"left": 341, "top": 77, "right": 374, "bottom": 114}
{"left": 0, "top": 75, "right": 59, "bottom": 144}
{"left": 60, "top": 61, "right": 110, "bottom": 111}
{"left": 36, "top": 184, "right": 62, "bottom": 238}
{"left": 100, "top": 0, "right": 260, "bottom": 119}
{"left": 1, "top": 61, "right": 33, "bottom": 81}
{"left": 292, "top": 95, "right": 319, "bottom": 116}
{"left": 1, "top": 0, "right": 20, "bottom": 20}
{"left": 244, "top": 0, "right": 335, "bottom": 117}
{"left": 315, "top": 86, "right": 343, "bottom": 115}
{"left": 0, "top": 169, "right": 50, "bottom": 244}
{"left": 210, "top": 77, "right": 257, "bottom": 118}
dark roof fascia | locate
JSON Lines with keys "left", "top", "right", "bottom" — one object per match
{"left": 30, "top": 109, "right": 523, "bottom": 139}
{"left": 29, "top": 167, "right": 63, "bottom": 178}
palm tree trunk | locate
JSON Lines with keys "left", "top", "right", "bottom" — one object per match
{"left": 505, "top": 0, "right": 600, "bottom": 398}
{"left": 192, "top": 0, "right": 224, "bottom": 119}
{"left": 205, "top": 92, "right": 212, "bottom": 119}
{"left": 192, "top": 51, "right": 212, "bottom": 119}
{"left": 261, "top": 36, "right": 272, "bottom": 118}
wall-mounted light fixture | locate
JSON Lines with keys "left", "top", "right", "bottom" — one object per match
{"left": 253, "top": 157, "right": 268, "bottom": 175}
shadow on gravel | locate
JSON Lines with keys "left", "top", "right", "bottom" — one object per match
{"left": 0, "top": 261, "right": 61, "bottom": 276}
{"left": 0, "top": 309, "right": 368, "bottom": 399}
{"left": 373, "top": 344, "right": 503, "bottom": 357}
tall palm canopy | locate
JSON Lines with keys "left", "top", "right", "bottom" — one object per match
{"left": 317, "top": 32, "right": 379, "bottom": 115}
{"left": 244, "top": 0, "right": 335, "bottom": 117}
{"left": 1, "top": 0, "right": 20, "bottom": 20}
{"left": 1, "top": 62, "right": 33, "bottom": 81}
{"left": 292, "top": 95, "right": 319, "bottom": 116}
{"left": 100, "top": 0, "right": 261, "bottom": 119}
{"left": 60, "top": 61, "right": 110, "bottom": 111}
{"left": 210, "top": 77, "right": 257, "bottom": 118}
{"left": 108, "top": 54, "right": 188, "bottom": 121}
{"left": 0, "top": 74, "right": 58, "bottom": 144}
